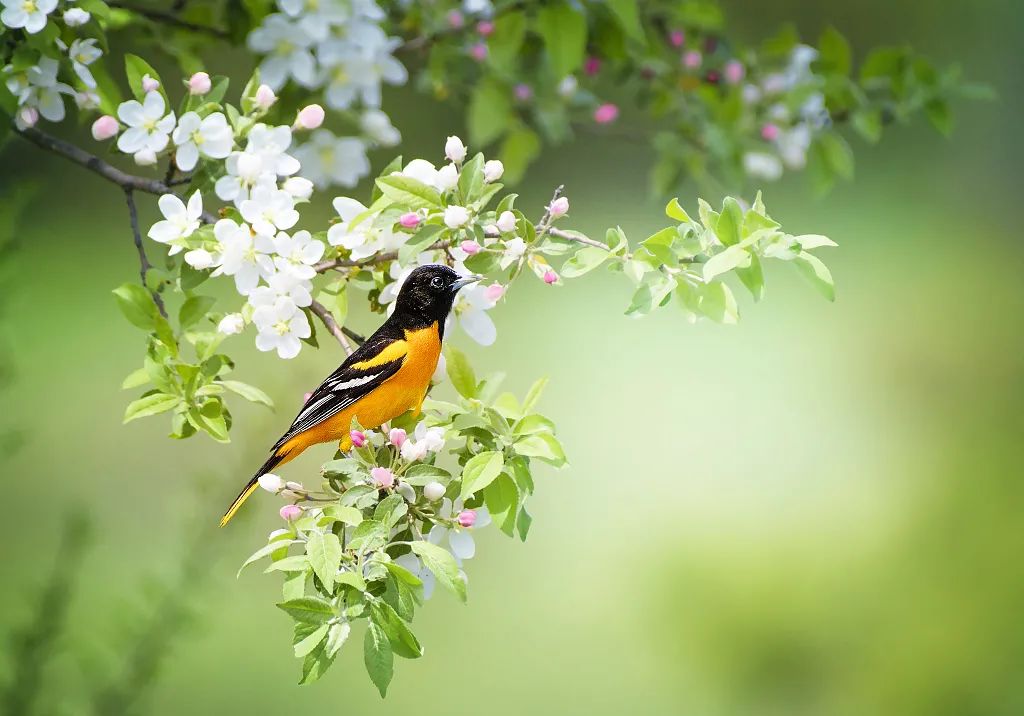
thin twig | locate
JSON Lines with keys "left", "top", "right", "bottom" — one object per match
{"left": 107, "top": 1, "right": 229, "bottom": 38}
{"left": 309, "top": 300, "right": 359, "bottom": 355}
{"left": 124, "top": 188, "right": 167, "bottom": 317}
{"left": 314, "top": 240, "right": 450, "bottom": 273}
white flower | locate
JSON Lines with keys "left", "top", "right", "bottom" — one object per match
{"left": 452, "top": 279, "right": 498, "bottom": 345}
{"left": 246, "top": 123, "right": 300, "bottom": 176}
{"left": 483, "top": 160, "right": 503, "bottom": 183}
{"left": 258, "top": 473, "right": 285, "bottom": 492}
{"left": 272, "top": 230, "right": 325, "bottom": 280}
{"left": 413, "top": 421, "right": 445, "bottom": 452}
{"left": 327, "top": 197, "right": 405, "bottom": 260}
{"left": 63, "top": 7, "right": 89, "bottom": 26}
{"left": 360, "top": 109, "right": 400, "bottom": 146}
{"left": 9, "top": 57, "right": 72, "bottom": 124}
{"left": 436, "top": 163, "right": 459, "bottom": 191}
{"left": 247, "top": 270, "right": 312, "bottom": 309}
{"left": 444, "top": 205, "right": 470, "bottom": 228}
{"left": 292, "top": 130, "right": 369, "bottom": 188}
{"left": 218, "top": 313, "right": 246, "bottom": 335}
{"left": 247, "top": 14, "right": 317, "bottom": 89}
{"left": 133, "top": 148, "right": 157, "bottom": 166}
{"left": 68, "top": 38, "right": 101, "bottom": 88}
{"left": 211, "top": 219, "right": 275, "bottom": 295}
{"left": 252, "top": 297, "right": 311, "bottom": 359}
{"left": 74, "top": 90, "right": 99, "bottom": 110}
{"left": 499, "top": 237, "right": 526, "bottom": 269}
{"left": 147, "top": 191, "right": 202, "bottom": 255}
{"left": 496, "top": 210, "right": 516, "bottom": 234}
{"left": 1, "top": 0, "right": 56, "bottom": 34}
{"left": 184, "top": 247, "right": 215, "bottom": 269}
{"left": 117, "top": 91, "right": 175, "bottom": 155}
{"left": 394, "top": 553, "right": 436, "bottom": 598}
{"left": 239, "top": 182, "right": 300, "bottom": 236}
{"left": 215, "top": 151, "right": 271, "bottom": 205}
{"left": 319, "top": 31, "right": 407, "bottom": 109}
{"left": 282, "top": 176, "right": 313, "bottom": 200}
{"left": 743, "top": 152, "right": 783, "bottom": 181}
{"left": 428, "top": 498, "right": 491, "bottom": 560}
{"left": 397, "top": 158, "right": 439, "bottom": 188}
{"left": 776, "top": 124, "right": 812, "bottom": 169}
{"left": 445, "top": 135, "right": 467, "bottom": 163}
{"left": 172, "top": 111, "right": 233, "bottom": 171}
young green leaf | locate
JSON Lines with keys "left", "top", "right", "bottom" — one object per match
{"left": 364, "top": 621, "right": 394, "bottom": 697}
{"left": 306, "top": 532, "right": 342, "bottom": 593}
{"left": 410, "top": 541, "right": 467, "bottom": 602}
{"left": 460, "top": 450, "right": 505, "bottom": 499}
{"left": 445, "top": 345, "right": 478, "bottom": 398}
{"left": 276, "top": 596, "right": 335, "bottom": 624}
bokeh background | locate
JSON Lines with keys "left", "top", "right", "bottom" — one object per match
{"left": 2, "top": 0, "right": 1022, "bottom": 714}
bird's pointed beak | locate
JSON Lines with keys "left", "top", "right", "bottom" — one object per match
{"left": 450, "top": 274, "right": 483, "bottom": 292}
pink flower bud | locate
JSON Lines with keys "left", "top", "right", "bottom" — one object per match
{"left": 447, "top": 9, "right": 464, "bottom": 28}
{"left": 543, "top": 269, "right": 559, "bottom": 284}
{"left": 669, "top": 30, "right": 685, "bottom": 47}
{"left": 423, "top": 481, "right": 446, "bottom": 501}
{"left": 484, "top": 283, "right": 505, "bottom": 302}
{"left": 399, "top": 212, "right": 421, "bottom": 229}
{"left": 457, "top": 509, "right": 477, "bottom": 528}
{"left": 724, "top": 59, "right": 745, "bottom": 85}
{"left": 761, "top": 123, "right": 780, "bottom": 142}
{"left": 470, "top": 43, "right": 488, "bottom": 62}
{"left": 547, "top": 196, "right": 569, "bottom": 218}
{"left": 91, "top": 114, "right": 119, "bottom": 140}
{"left": 460, "top": 239, "right": 481, "bottom": 255}
{"left": 255, "top": 84, "right": 276, "bottom": 109}
{"left": 188, "top": 71, "right": 211, "bottom": 95}
{"left": 371, "top": 466, "right": 395, "bottom": 489}
{"left": 476, "top": 20, "right": 494, "bottom": 36}
{"left": 295, "top": 104, "right": 325, "bottom": 130}
{"left": 141, "top": 74, "right": 159, "bottom": 93}
{"left": 514, "top": 83, "right": 533, "bottom": 102}
{"left": 683, "top": 51, "right": 702, "bottom": 69}
{"left": 350, "top": 430, "right": 367, "bottom": 448}
{"left": 279, "top": 504, "right": 302, "bottom": 521}
{"left": 389, "top": 428, "right": 407, "bottom": 448}
{"left": 584, "top": 56, "right": 601, "bottom": 76}
{"left": 593, "top": 103, "right": 619, "bottom": 124}
{"left": 17, "top": 106, "right": 38, "bottom": 128}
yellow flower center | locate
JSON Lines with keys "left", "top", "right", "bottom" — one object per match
{"left": 22, "top": 1, "right": 37, "bottom": 13}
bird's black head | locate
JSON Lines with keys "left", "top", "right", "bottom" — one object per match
{"left": 393, "top": 264, "right": 480, "bottom": 329}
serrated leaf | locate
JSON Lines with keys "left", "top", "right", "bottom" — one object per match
{"left": 178, "top": 295, "right": 215, "bottom": 329}
{"left": 375, "top": 175, "right": 442, "bottom": 209}
{"left": 325, "top": 622, "right": 351, "bottom": 658}
{"left": 220, "top": 380, "right": 274, "bottom": 408}
{"left": 410, "top": 541, "right": 466, "bottom": 602}
{"left": 364, "top": 621, "right": 393, "bottom": 697}
{"left": 306, "top": 532, "right": 342, "bottom": 593}
{"left": 460, "top": 451, "right": 505, "bottom": 500}
{"left": 277, "top": 597, "right": 335, "bottom": 624}
{"left": 123, "top": 393, "right": 179, "bottom": 423}
{"left": 445, "top": 345, "right": 477, "bottom": 398}
{"left": 294, "top": 623, "right": 329, "bottom": 658}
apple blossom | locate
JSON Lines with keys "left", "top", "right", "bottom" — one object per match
{"left": 279, "top": 504, "right": 302, "bottom": 521}
{"left": 141, "top": 74, "right": 159, "bottom": 93}
{"left": 543, "top": 269, "right": 559, "bottom": 284}
{"left": 271, "top": 230, "right": 325, "bottom": 281}
{"left": 388, "top": 428, "right": 406, "bottom": 447}
{"left": 594, "top": 103, "right": 619, "bottom": 124}
{"left": 147, "top": 191, "right": 203, "bottom": 255}
{"left": 436, "top": 163, "right": 459, "bottom": 191}
{"left": 91, "top": 115, "right": 118, "bottom": 141}
{"left": 133, "top": 149, "right": 157, "bottom": 166}
{"left": 423, "top": 481, "right": 446, "bottom": 502}
{"left": 483, "top": 159, "right": 503, "bottom": 182}
{"left": 499, "top": 237, "right": 526, "bottom": 269}
{"left": 447, "top": 10, "right": 463, "bottom": 28}
{"left": 496, "top": 210, "right": 516, "bottom": 233}
{"left": 470, "top": 43, "right": 487, "bottom": 62}
{"left": 445, "top": 135, "right": 467, "bottom": 163}
{"left": 761, "top": 123, "right": 780, "bottom": 141}
{"left": 476, "top": 19, "right": 494, "bottom": 35}
{"left": 17, "top": 106, "right": 38, "bottom": 128}
{"left": 172, "top": 111, "right": 233, "bottom": 171}
{"left": 252, "top": 297, "right": 312, "bottom": 359}
{"left": 548, "top": 196, "right": 569, "bottom": 217}
{"left": 292, "top": 129, "right": 369, "bottom": 188}
{"left": 282, "top": 176, "right": 314, "bottom": 200}
{"left": 184, "top": 248, "right": 215, "bottom": 270}
{"left": 350, "top": 430, "right": 367, "bottom": 448}
{"left": 558, "top": 75, "right": 578, "bottom": 97}
{"left": 460, "top": 240, "right": 481, "bottom": 255}
{"left": 247, "top": 14, "right": 317, "bottom": 89}
{"left": 444, "top": 205, "right": 470, "bottom": 228}
{"left": 218, "top": 313, "right": 246, "bottom": 335}
{"left": 399, "top": 212, "right": 420, "bottom": 229}
{"left": 248, "top": 270, "right": 313, "bottom": 310}
{"left": 1, "top": 0, "right": 56, "bottom": 34}
{"left": 295, "top": 103, "right": 325, "bottom": 130}
{"left": 669, "top": 29, "right": 685, "bottom": 47}
{"left": 254, "top": 84, "right": 277, "bottom": 109}
{"left": 360, "top": 109, "right": 400, "bottom": 147}
{"left": 211, "top": 218, "right": 276, "bottom": 294}
{"left": 683, "top": 50, "right": 702, "bottom": 69}
{"left": 240, "top": 183, "right": 300, "bottom": 236}
{"left": 68, "top": 39, "right": 101, "bottom": 88}
{"left": 724, "top": 59, "right": 745, "bottom": 84}
{"left": 371, "top": 466, "right": 394, "bottom": 489}
{"left": 258, "top": 473, "right": 285, "bottom": 493}
{"left": 484, "top": 283, "right": 504, "bottom": 302}
{"left": 63, "top": 7, "right": 89, "bottom": 26}
{"left": 743, "top": 151, "right": 783, "bottom": 181}
{"left": 457, "top": 510, "right": 477, "bottom": 528}
{"left": 117, "top": 91, "right": 175, "bottom": 155}
{"left": 188, "top": 71, "right": 212, "bottom": 95}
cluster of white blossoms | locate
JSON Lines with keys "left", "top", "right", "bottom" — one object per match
{"left": 1, "top": 2, "right": 102, "bottom": 129}
{"left": 740, "top": 45, "right": 830, "bottom": 181}
{"left": 246, "top": 0, "right": 406, "bottom": 189}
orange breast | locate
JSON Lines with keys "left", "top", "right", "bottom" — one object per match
{"left": 281, "top": 322, "right": 441, "bottom": 456}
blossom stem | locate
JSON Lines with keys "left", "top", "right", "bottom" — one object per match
{"left": 123, "top": 188, "right": 167, "bottom": 318}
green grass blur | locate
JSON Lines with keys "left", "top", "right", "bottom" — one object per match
{"left": 2, "top": 1, "right": 1022, "bottom": 713}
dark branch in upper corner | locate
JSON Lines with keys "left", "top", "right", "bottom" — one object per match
{"left": 106, "top": 1, "right": 229, "bottom": 39}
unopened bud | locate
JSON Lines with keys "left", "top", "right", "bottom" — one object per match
{"left": 371, "top": 466, "right": 395, "bottom": 489}
{"left": 258, "top": 473, "right": 285, "bottom": 493}
{"left": 188, "top": 71, "right": 212, "bottom": 95}
{"left": 350, "top": 430, "right": 367, "bottom": 448}
{"left": 279, "top": 504, "right": 302, "bottom": 521}
{"left": 295, "top": 104, "right": 325, "bottom": 130}
{"left": 423, "top": 481, "right": 446, "bottom": 501}
{"left": 457, "top": 509, "right": 477, "bottom": 528}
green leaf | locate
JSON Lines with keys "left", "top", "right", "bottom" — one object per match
{"left": 537, "top": 3, "right": 587, "bottom": 78}
{"left": 402, "top": 463, "right": 452, "bottom": 486}
{"left": 488, "top": 10, "right": 527, "bottom": 68}
{"left": 277, "top": 597, "right": 335, "bottom": 624}
{"left": 484, "top": 474, "right": 519, "bottom": 537}
{"left": 265, "top": 555, "right": 309, "bottom": 573}
{"left": 818, "top": 26, "right": 851, "bottom": 75}
{"left": 325, "top": 622, "right": 351, "bottom": 658}
{"left": 467, "top": 79, "right": 512, "bottom": 147}
{"left": 925, "top": 99, "right": 953, "bottom": 136}
{"left": 220, "top": 380, "right": 274, "bottom": 408}
{"left": 178, "top": 295, "right": 215, "bottom": 330}
{"left": 498, "top": 126, "right": 540, "bottom": 184}
{"left": 521, "top": 377, "right": 548, "bottom": 415}
{"left": 736, "top": 253, "right": 765, "bottom": 302}
{"left": 517, "top": 505, "right": 533, "bottom": 541}
{"left": 560, "top": 246, "right": 609, "bottom": 278}
{"left": 793, "top": 251, "right": 835, "bottom": 301}
{"left": 112, "top": 283, "right": 159, "bottom": 330}
{"left": 374, "top": 494, "right": 408, "bottom": 528}
{"left": 370, "top": 601, "right": 423, "bottom": 659}
{"left": 513, "top": 433, "right": 567, "bottom": 466}
{"left": 794, "top": 234, "right": 838, "bottom": 250}
{"left": 364, "top": 622, "right": 393, "bottom": 697}
{"left": 121, "top": 367, "right": 149, "bottom": 389}
{"left": 306, "top": 532, "right": 342, "bottom": 593}
{"left": 375, "top": 175, "right": 442, "bottom": 209}
{"left": 606, "top": 0, "right": 645, "bottom": 43}
{"left": 460, "top": 450, "right": 505, "bottom": 500}
{"left": 124, "top": 53, "right": 165, "bottom": 103}
{"left": 410, "top": 541, "right": 466, "bottom": 602}
{"left": 237, "top": 538, "right": 297, "bottom": 577}
{"left": 123, "top": 393, "right": 179, "bottom": 423}
{"left": 665, "top": 198, "right": 693, "bottom": 223}
{"left": 294, "top": 623, "right": 329, "bottom": 658}
{"left": 445, "top": 345, "right": 477, "bottom": 398}
{"left": 398, "top": 224, "right": 444, "bottom": 265}
{"left": 716, "top": 197, "right": 744, "bottom": 246}
{"left": 699, "top": 281, "right": 739, "bottom": 324}
{"left": 702, "top": 245, "right": 751, "bottom": 282}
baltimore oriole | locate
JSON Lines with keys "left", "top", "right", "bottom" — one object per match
{"left": 220, "top": 264, "right": 480, "bottom": 526}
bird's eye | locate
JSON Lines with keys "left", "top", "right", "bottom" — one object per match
{"left": 430, "top": 276, "right": 444, "bottom": 290}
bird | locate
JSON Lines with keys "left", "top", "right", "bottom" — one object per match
{"left": 220, "top": 264, "right": 481, "bottom": 526}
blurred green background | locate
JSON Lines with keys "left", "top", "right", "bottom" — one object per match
{"left": 2, "top": 0, "right": 1022, "bottom": 714}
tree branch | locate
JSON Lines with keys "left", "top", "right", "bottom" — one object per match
{"left": 107, "top": 1, "right": 229, "bottom": 38}
{"left": 309, "top": 300, "right": 366, "bottom": 355}
{"left": 124, "top": 188, "right": 167, "bottom": 317}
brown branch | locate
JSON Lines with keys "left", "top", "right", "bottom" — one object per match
{"left": 107, "top": 1, "right": 229, "bottom": 38}
{"left": 124, "top": 188, "right": 167, "bottom": 317}
{"left": 309, "top": 300, "right": 366, "bottom": 355}
{"left": 314, "top": 240, "right": 450, "bottom": 273}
